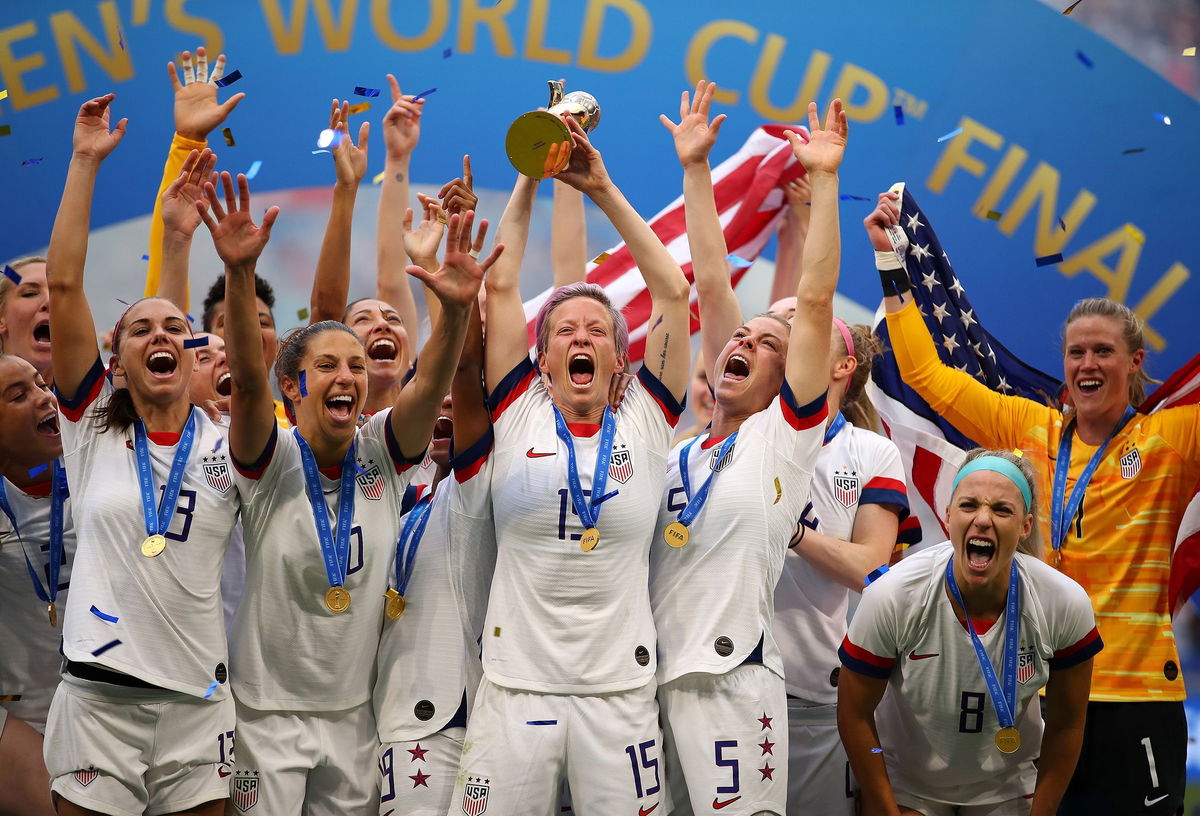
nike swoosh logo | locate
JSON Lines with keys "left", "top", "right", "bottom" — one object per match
{"left": 712, "top": 796, "right": 741, "bottom": 809}
{"left": 638, "top": 804, "right": 659, "bottom": 816}
{"left": 908, "top": 651, "right": 939, "bottom": 660}
{"left": 526, "top": 448, "right": 556, "bottom": 458}
{"left": 217, "top": 767, "right": 231, "bottom": 778}
{"left": 1145, "top": 794, "right": 1169, "bottom": 806}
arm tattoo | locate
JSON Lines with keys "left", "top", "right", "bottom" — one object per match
{"left": 658, "top": 333, "right": 669, "bottom": 378}
{"left": 395, "top": 172, "right": 405, "bottom": 182}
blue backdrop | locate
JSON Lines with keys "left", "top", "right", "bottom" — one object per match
{"left": 0, "top": 0, "right": 1194, "bottom": 375}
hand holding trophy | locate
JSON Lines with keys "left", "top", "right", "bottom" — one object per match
{"left": 505, "top": 80, "right": 601, "bottom": 179}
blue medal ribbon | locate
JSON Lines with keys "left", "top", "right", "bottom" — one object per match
{"left": 1049, "top": 405, "right": 1136, "bottom": 554}
{"left": 394, "top": 493, "right": 434, "bottom": 596}
{"left": 673, "top": 432, "right": 739, "bottom": 529}
{"left": 0, "top": 459, "right": 67, "bottom": 605}
{"left": 551, "top": 404, "right": 618, "bottom": 534}
{"left": 133, "top": 411, "right": 197, "bottom": 539}
{"left": 294, "top": 429, "right": 357, "bottom": 589}
{"left": 944, "top": 556, "right": 1020, "bottom": 732}
{"left": 823, "top": 411, "right": 847, "bottom": 446}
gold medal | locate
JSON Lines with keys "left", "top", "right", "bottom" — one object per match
{"left": 994, "top": 726, "right": 1021, "bottom": 754}
{"left": 580, "top": 528, "right": 600, "bottom": 552}
{"left": 663, "top": 521, "right": 689, "bottom": 548}
{"left": 325, "top": 586, "right": 351, "bottom": 613}
{"left": 1051, "top": 548, "right": 1062, "bottom": 569}
{"left": 384, "top": 589, "right": 406, "bottom": 620}
{"left": 47, "top": 602, "right": 57, "bottom": 628}
{"left": 141, "top": 534, "right": 167, "bottom": 558}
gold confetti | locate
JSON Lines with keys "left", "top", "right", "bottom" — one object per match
{"left": 773, "top": 477, "right": 782, "bottom": 505}
{"left": 493, "top": 627, "right": 502, "bottom": 637}
{"left": 372, "top": 170, "right": 386, "bottom": 185}
{"left": 1012, "top": 449, "right": 1024, "bottom": 458}
{"left": 591, "top": 252, "right": 612, "bottom": 265}
{"left": 1184, "top": 47, "right": 1196, "bottom": 57}
{"left": 986, "top": 210, "right": 1002, "bottom": 221}
{"left": 1124, "top": 224, "right": 1145, "bottom": 245}
{"left": 0, "top": 89, "right": 7, "bottom": 101}
{"left": 296, "top": 307, "right": 309, "bottom": 320}
{"left": 348, "top": 102, "right": 371, "bottom": 115}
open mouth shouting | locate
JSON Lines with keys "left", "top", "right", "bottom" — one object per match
{"left": 722, "top": 353, "right": 750, "bottom": 383}
{"left": 367, "top": 337, "right": 398, "bottom": 363}
{"left": 146, "top": 350, "right": 179, "bottom": 379}
{"left": 325, "top": 393, "right": 356, "bottom": 423}
{"left": 1075, "top": 378, "right": 1103, "bottom": 397}
{"left": 36, "top": 409, "right": 60, "bottom": 439}
{"left": 215, "top": 372, "right": 232, "bottom": 397}
{"left": 964, "top": 537, "right": 996, "bottom": 573}
{"left": 568, "top": 353, "right": 595, "bottom": 388}
{"left": 32, "top": 319, "right": 51, "bottom": 350}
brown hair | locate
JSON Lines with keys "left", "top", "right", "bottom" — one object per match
{"left": 274, "top": 320, "right": 363, "bottom": 392}
{"left": 1062, "top": 297, "right": 1158, "bottom": 407}
{"left": 841, "top": 324, "right": 881, "bottom": 431}
{"left": 958, "top": 447, "right": 1041, "bottom": 557}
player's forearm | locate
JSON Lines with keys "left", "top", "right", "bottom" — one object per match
{"left": 48, "top": 156, "right": 101, "bottom": 295}
{"left": 792, "top": 529, "right": 891, "bottom": 592}
{"left": 489, "top": 174, "right": 538, "bottom": 297}
{"left": 146, "top": 133, "right": 206, "bottom": 300}
{"left": 376, "top": 154, "right": 419, "bottom": 340}
{"left": 157, "top": 231, "right": 192, "bottom": 314}
{"left": 394, "top": 303, "right": 470, "bottom": 456}
{"left": 551, "top": 180, "right": 587, "bottom": 287}
{"left": 589, "top": 180, "right": 690, "bottom": 306}
{"left": 224, "top": 262, "right": 272, "bottom": 397}
{"left": 683, "top": 162, "right": 741, "bottom": 375}
{"left": 838, "top": 714, "right": 901, "bottom": 816}
{"left": 796, "top": 170, "right": 840, "bottom": 306}
{"left": 450, "top": 302, "right": 489, "bottom": 452}
{"left": 770, "top": 212, "right": 805, "bottom": 305}
{"left": 310, "top": 183, "right": 358, "bottom": 323}
{"left": 1030, "top": 719, "right": 1085, "bottom": 816}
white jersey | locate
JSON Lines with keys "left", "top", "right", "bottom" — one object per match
{"left": 840, "top": 543, "right": 1102, "bottom": 804}
{"left": 56, "top": 365, "right": 238, "bottom": 698}
{"left": 484, "top": 359, "right": 682, "bottom": 694}
{"left": 773, "top": 420, "right": 909, "bottom": 703}
{"left": 651, "top": 382, "right": 828, "bottom": 683}
{"left": 0, "top": 472, "right": 76, "bottom": 726}
{"left": 231, "top": 410, "right": 418, "bottom": 711}
{"left": 374, "top": 431, "right": 496, "bottom": 742}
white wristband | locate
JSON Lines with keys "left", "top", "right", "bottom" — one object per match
{"left": 875, "top": 250, "right": 903, "bottom": 270}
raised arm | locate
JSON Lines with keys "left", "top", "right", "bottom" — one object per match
{"left": 309, "top": 100, "right": 368, "bottom": 323}
{"left": 769, "top": 176, "right": 812, "bottom": 305}
{"left": 484, "top": 173, "right": 541, "bottom": 391}
{"left": 557, "top": 118, "right": 691, "bottom": 402}
{"left": 402, "top": 193, "right": 448, "bottom": 334}
{"left": 196, "top": 172, "right": 280, "bottom": 465}
{"left": 147, "top": 47, "right": 244, "bottom": 304}
{"left": 660, "top": 79, "right": 738, "bottom": 385}
{"left": 47, "top": 94, "right": 127, "bottom": 398}
{"left": 392, "top": 212, "right": 502, "bottom": 457}
{"left": 375, "top": 74, "right": 423, "bottom": 344}
{"left": 450, "top": 297, "right": 489, "bottom": 455}
{"left": 780, "top": 99, "right": 847, "bottom": 406}
{"left": 551, "top": 180, "right": 587, "bottom": 287}
{"left": 157, "top": 148, "right": 218, "bottom": 312}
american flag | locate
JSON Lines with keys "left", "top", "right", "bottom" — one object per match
{"left": 521, "top": 125, "right": 809, "bottom": 362}
{"left": 866, "top": 183, "right": 1062, "bottom": 550}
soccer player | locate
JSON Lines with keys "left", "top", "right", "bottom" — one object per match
{"left": 449, "top": 117, "right": 691, "bottom": 815}
{"left": 0, "top": 354, "right": 73, "bottom": 816}
{"left": 0, "top": 257, "right": 53, "bottom": 385}
{"left": 44, "top": 94, "right": 240, "bottom": 816}
{"left": 838, "top": 449, "right": 1101, "bottom": 816}
{"left": 870, "top": 190, "right": 1200, "bottom": 815}
{"left": 651, "top": 82, "right": 845, "bottom": 816}
{"left": 199, "top": 166, "right": 496, "bottom": 815}
{"left": 772, "top": 319, "right": 910, "bottom": 816}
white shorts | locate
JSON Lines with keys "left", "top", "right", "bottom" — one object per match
{"left": 377, "top": 727, "right": 464, "bottom": 816}
{"left": 785, "top": 697, "right": 853, "bottom": 815}
{"left": 895, "top": 790, "right": 1034, "bottom": 816}
{"left": 659, "top": 664, "right": 787, "bottom": 816}
{"left": 44, "top": 673, "right": 233, "bottom": 816}
{"left": 232, "top": 698, "right": 378, "bottom": 816}
{"left": 450, "top": 677, "right": 663, "bottom": 816}
{"left": 3, "top": 680, "right": 57, "bottom": 734}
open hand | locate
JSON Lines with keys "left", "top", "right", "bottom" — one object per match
{"left": 554, "top": 116, "right": 611, "bottom": 197}
{"left": 382, "top": 74, "right": 423, "bottom": 160}
{"left": 196, "top": 171, "right": 279, "bottom": 268}
{"left": 72, "top": 93, "right": 127, "bottom": 162}
{"left": 407, "top": 212, "right": 503, "bottom": 311}
{"left": 784, "top": 99, "right": 847, "bottom": 176}
{"left": 328, "top": 99, "right": 369, "bottom": 187}
{"left": 162, "top": 148, "right": 218, "bottom": 238}
{"left": 168, "top": 46, "right": 244, "bottom": 142}
{"left": 658, "top": 80, "right": 726, "bottom": 169}
{"left": 403, "top": 194, "right": 448, "bottom": 266}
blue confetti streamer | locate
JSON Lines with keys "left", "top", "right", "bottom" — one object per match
{"left": 526, "top": 720, "right": 558, "bottom": 725}
{"left": 187, "top": 314, "right": 195, "bottom": 323}
{"left": 2, "top": 264, "right": 20, "bottom": 284}
{"left": 183, "top": 336, "right": 209, "bottom": 349}
{"left": 89, "top": 605, "right": 119, "bottom": 623}
{"left": 1122, "top": 147, "right": 1145, "bottom": 155}
{"left": 937, "top": 127, "right": 964, "bottom": 143}
{"left": 1075, "top": 50, "right": 1093, "bottom": 69}
{"left": 865, "top": 564, "right": 890, "bottom": 586}
{"left": 840, "top": 194, "right": 871, "bottom": 201}
{"left": 21, "top": 157, "right": 43, "bottom": 166}
{"left": 414, "top": 87, "right": 437, "bottom": 100}
{"left": 354, "top": 86, "right": 381, "bottom": 97}
{"left": 299, "top": 370, "right": 308, "bottom": 397}
{"left": 1154, "top": 112, "right": 1172, "bottom": 126}
{"left": 1035, "top": 253, "right": 1064, "bottom": 267}
{"left": 203, "top": 680, "right": 220, "bottom": 699}
{"left": 870, "top": 748, "right": 884, "bottom": 754}
{"left": 893, "top": 105, "right": 904, "bottom": 125}
{"left": 141, "top": 254, "right": 150, "bottom": 261}
{"left": 92, "top": 639, "right": 122, "bottom": 657}
{"left": 246, "top": 160, "right": 262, "bottom": 179}
{"left": 214, "top": 69, "right": 243, "bottom": 88}
{"left": 726, "top": 254, "right": 754, "bottom": 268}
{"left": 213, "top": 438, "right": 223, "bottom": 453}
{"left": 1058, "top": 217, "right": 1067, "bottom": 231}
{"left": 443, "top": 48, "right": 453, "bottom": 58}
{"left": 28, "top": 463, "right": 47, "bottom": 478}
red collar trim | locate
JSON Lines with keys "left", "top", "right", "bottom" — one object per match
{"left": 960, "top": 619, "right": 996, "bottom": 635}
{"left": 20, "top": 480, "right": 52, "bottom": 497}
{"left": 147, "top": 431, "right": 182, "bottom": 446}
{"left": 318, "top": 465, "right": 343, "bottom": 479}
{"left": 566, "top": 421, "right": 601, "bottom": 438}
{"left": 700, "top": 433, "right": 731, "bottom": 450}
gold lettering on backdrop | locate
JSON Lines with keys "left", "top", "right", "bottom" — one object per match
{"left": 524, "top": 0, "right": 571, "bottom": 65}
{"left": 372, "top": 0, "right": 447, "bottom": 51}
{"left": 972, "top": 144, "right": 1028, "bottom": 215}
{"left": 685, "top": 20, "right": 757, "bottom": 105}
{"left": 926, "top": 117, "right": 1004, "bottom": 193}
{"left": 0, "top": 20, "right": 60, "bottom": 111}
{"left": 132, "top": 0, "right": 152, "bottom": 26}
{"left": 578, "top": 0, "right": 651, "bottom": 72}
{"left": 1132, "top": 263, "right": 1189, "bottom": 351}
{"left": 456, "top": 0, "right": 518, "bottom": 57}
{"left": 49, "top": 2, "right": 133, "bottom": 94}
{"left": 749, "top": 35, "right": 828, "bottom": 122}
{"left": 828, "top": 62, "right": 888, "bottom": 123}
{"left": 996, "top": 162, "right": 1097, "bottom": 257}
{"left": 165, "top": 0, "right": 225, "bottom": 54}
{"left": 259, "top": 0, "right": 359, "bottom": 54}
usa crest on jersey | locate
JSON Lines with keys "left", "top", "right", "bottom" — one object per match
{"left": 463, "top": 776, "right": 489, "bottom": 815}
{"left": 1017, "top": 650, "right": 1036, "bottom": 685}
{"left": 356, "top": 461, "right": 385, "bottom": 501}
{"left": 833, "top": 471, "right": 859, "bottom": 508}
{"left": 232, "top": 771, "right": 259, "bottom": 812}
{"left": 73, "top": 767, "right": 98, "bottom": 787}
{"left": 609, "top": 444, "right": 634, "bottom": 484}
{"left": 1120, "top": 447, "right": 1142, "bottom": 479}
{"left": 708, "top": 441, "right": 735, "bottom": 472}
{"left": 202, "top": 456, "right": 232, "bottom": 493}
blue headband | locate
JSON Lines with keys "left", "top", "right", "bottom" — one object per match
{"left": 951, "top": 456, "right": 1033, "bottom": 512}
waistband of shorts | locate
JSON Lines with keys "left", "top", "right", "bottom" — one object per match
{"left": 65, "top": 661, "right": 161, "bottom": 690}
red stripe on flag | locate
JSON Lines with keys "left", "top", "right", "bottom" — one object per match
{"left": 911, "top": 445, "right": 950, "bottom": 539}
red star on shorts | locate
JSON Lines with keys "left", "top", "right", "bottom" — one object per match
{"left": 757, "top": 713, "right": 773, "bottom": 730}
{"left": 407, "top": 743, "right": 429, "bottom": 762}
{"left": 758, "top": 763, "right": 775, "bottom": 781}
{"left": 758, "top": 738, "right": 774, "bottom": 755}
{"left": 410, "top": 769, "right": 430, "bottom": 788}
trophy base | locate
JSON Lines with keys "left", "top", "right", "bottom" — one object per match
{"left": 506, "top": 111, "right": 571, "bottom": 179}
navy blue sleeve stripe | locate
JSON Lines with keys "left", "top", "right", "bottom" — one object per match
{"left": 636, "top": 365, "right": 685, "bottom": 420}
{"left": 838, "top": 645, "right": 893, "bottom": 679}
{"left": 859, "top": 488, "right": 911, "bottom": 520}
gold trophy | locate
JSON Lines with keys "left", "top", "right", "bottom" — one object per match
{"left": 506, "top": 80, "right": 601, "bottom": 179}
